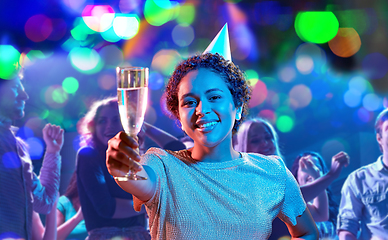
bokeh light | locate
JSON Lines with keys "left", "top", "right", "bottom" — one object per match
{"left": 69, "top": 47, "right": 103, "bottom": 74}
{"left": 362, "top": 52, "right": 388, "bottom": 80}
{"left": 119, "top": 0, "right": 141, "bottom": 13}
{"left": 144, "top": 0, "right": 179, "bottom": 26}
{"left": 356, "top": 107, "right": 373, "bottom": 123}
{"left": 151, "top": 49, "right": 182, "bottom": 76}
{"left": 24, "top": 14, "right": 53, "bottom": 42}
{"left": 44, "top": 85, "right": 69, "bottom": 109}
{"left": 149, "top": 71, "right": 165, "bottom": 90}
{"left": 295, "top": 43, "right": 327, "bottom": 74}
{"left": 249, "top": 79, "right": 268, "bottom": 108}
{"left": 113, "top": 14, "right": 140, "bottom": 39}
{"left": 62, "top": 77, "right": 79, "bottom": 94}
{"left": 348, "top": 76, "right": 370, "bottom": 94}
{"left": 343, "top": 89, "right": 362, "bottom": 108}
{"left": 2, "top": 152, "right": 21, "bottom": 169}
{"left": 245, "top": 69, "right": 259, "bottom": 86}
{"left": 296, "top": 55, "right": 314, "bottom": 74}
{"left": 171, "top": 24, "right": 194, "bottom": 47}
{"left": 362, "top": 93, "right": 382, "bottom": 111}
{"left": 48, "top": 18, "right": 68, "bottom": 41}
{"left": 295, "top": 11, "right": 339, "bottom": 44}
{"left": 62, "top": 0, "right": 87, "bottom": 12}
{"left": 289, "top": 84, "right": 312, "bottom": 109}
{"left": 278, "top": 66, "right": 296, "bottom": 82}
{"left": 26, "top": 137, "right": 44, "bottom": 160}
{"left": 98, "top": 73, "right": 116, "bottom": 90}
{"left": 321, "top": 138, "right": 347, "bottom": 159}
{"left": 0, "top": 45, "right": 20, "bottom": 80}
{"left": 276, "top": 115, "right": 294, "bottom": 133}
{"left": 258, "top": 109, "right": 276, "bottom": 122}
{"left": 176, "top": 4, "right": 195, "bottom": 25}
{"left": 71, "top": 18, "right": 96, "bottom": 41}
{"left": 82, "top": 5, "right": 115, "bottom": 32}
{"left": 328, "top": 28, "right": 361, "bottom": 58}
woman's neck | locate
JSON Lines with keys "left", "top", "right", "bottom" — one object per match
{"left": 190, "top": 138, "right": 240, "bottom": 163}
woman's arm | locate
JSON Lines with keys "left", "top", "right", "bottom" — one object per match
{"left": 32, "top": 194, "right": 58, "bottom": 240}
{"left": 299, "top": 157, "right": 329, "bottom": 222}
{"left": 285, "top": 207, "right": 319, "bottom": 240}
{"left": 300, "top": 151, "right": 349, "bottom": 202}
{"left": 56, "top": 207, "right": 83, "bottom": 240}
{"left": 106, "top": 132, "right": 157, "bottom": 202}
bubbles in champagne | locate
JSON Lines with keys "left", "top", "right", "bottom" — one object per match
{"left": 117, "top": 87, "right": 148, "bottom": 136}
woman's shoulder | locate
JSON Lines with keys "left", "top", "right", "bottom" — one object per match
{"left": 77, "top": 146, "right": 99, "bottom": 157}
{"left": 244, "top": 152, "right": 287, "bottom": 173}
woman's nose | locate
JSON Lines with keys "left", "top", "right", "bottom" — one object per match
{"left": 196, "top": 100, "right": 211, "bottom": 116}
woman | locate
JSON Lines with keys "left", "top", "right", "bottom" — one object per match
{"left": 106, "top": 53, "right": 318, "bottom": 239}
{"left": 76, "top": 97, "right": 150, "bottom": 239}
{"left": 234, "top": 117, "right": 349, "bottom": 239}
{"left": 291, "top": 152, "right": 342, "bottom": 240}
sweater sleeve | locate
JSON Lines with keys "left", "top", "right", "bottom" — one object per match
{"left": 31, "top": 151, "right": 62, "bottom": 214}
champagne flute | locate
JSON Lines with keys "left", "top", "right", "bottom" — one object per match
{"left": 115, "top": 66, "right": 148, "bottom": 181}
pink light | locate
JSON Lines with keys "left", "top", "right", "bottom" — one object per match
{"left": 25, "top": 14, "right": 53, "bottom": 42}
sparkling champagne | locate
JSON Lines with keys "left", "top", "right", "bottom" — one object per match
{"left": 117, "top": 87, "right": 148, "bottom": 136}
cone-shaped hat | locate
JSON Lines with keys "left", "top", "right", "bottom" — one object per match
{"left": 203, "top": 23, "right": 231, "bottom": 61}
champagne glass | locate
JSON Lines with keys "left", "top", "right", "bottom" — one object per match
{"left": 115, "top": 66, "right": 148, "bottom": 181}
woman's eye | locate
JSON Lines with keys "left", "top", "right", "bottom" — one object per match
{"left": 98, "top": 119, "right": 106, "bottom": 124}
{"left": 183, "top": 100, "right": 196, "bottom": 106}
{"left": 209, "top": 95, "right": 221, "bottom": 101}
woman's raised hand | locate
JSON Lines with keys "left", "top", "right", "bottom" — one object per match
{"left": 106, "top": 131, "right": 142, "bottom": 178}
{"left": 329, "top": 151, "right": 350, "bottom": 178}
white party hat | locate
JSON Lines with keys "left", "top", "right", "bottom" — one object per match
{"left": 203, "top": 23, "right": 231, "bottom": 61}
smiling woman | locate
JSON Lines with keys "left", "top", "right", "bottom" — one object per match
{"left": 105, "top": 52, "right": 319, "bottom": 239}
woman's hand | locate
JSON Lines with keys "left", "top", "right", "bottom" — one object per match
{"left": 299, "top": 156, "right": 321, "bottom": 180}
{"left": 328, "top": 151, "right": 350, "bottom": 178}
{"left": 106, "top": 131, "right": 142, "bottom": 178}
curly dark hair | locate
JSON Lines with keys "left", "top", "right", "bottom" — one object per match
{"left": 165, "top": 53, "right": 251, "bottom": 134}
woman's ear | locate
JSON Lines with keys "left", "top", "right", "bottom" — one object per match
{"left": 235, "top": 106, "right": 242, "bottom": 121}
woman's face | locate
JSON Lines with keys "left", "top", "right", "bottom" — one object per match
{"left": 297, "top": 155, "right": 322, "bottom": 186}
{"left": 95, "top": 104, "right": 123, "bottom": 146}
{"left": 177, "top": 68, "right": 241, "bottom": 148}
{"left": 246, "top": 122, "right": 276, "bottom": 155}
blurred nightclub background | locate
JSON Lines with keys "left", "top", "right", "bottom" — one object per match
{"left": 0, "top": 0, "right": 387, "bottom": 195}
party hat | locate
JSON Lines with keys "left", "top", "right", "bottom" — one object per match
{"left": 203, "top": 23, "right": 231, "bottom": 61}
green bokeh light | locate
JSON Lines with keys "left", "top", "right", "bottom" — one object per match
{"left": 144, "top": 0, "right": 178, "bottom": 26}
{"left": 52, "top": 87, "right": 68, "bottom": 104}
{"left": 62, "top": 77, "right": 79, "bottom": 94}
{"left": 276, "top": 115, "right": 294, "bottom": 133}
{"left": 69, "top": 47, "right": 103, "bottom": 74}
{"left": 176, "top": 4, "right": 195, "bottom": 25}
{"left": 71, "top": 18, "right": 96, "bottom": 41}
{"left": 295, "top": 11, "right": 339, "bottom": 44}
{"left": 40, "top": 109, "right": 49, "bottom": 119}
{"left": 0, "top": 45, "right": 21, "bottom": 80}
{"left": 113, "top": 14, "right": 140, "bottom": 39}
{"left": 101, "top": 26, "right": 121, "bottom": 42}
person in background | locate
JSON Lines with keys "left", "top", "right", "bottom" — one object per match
{"left": 0, "top": 74, "right": 64, "bottom": 239}
{"left": 56, "top": 171, "right": 87, "bottom": 240}
{"left": 234, "top": 117, "right": 349, "bottom": 239}
{"left": 291, "top": 151, "right": 348, "bottom": 239}
{"left": 32, "top": 194, "right": 59, "bottom": 240}
{"left": 77, "top": 96, "right": 182, "bottom": 239}
{"left": 337, "top": 108, "right": 388, "bottom": 240}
